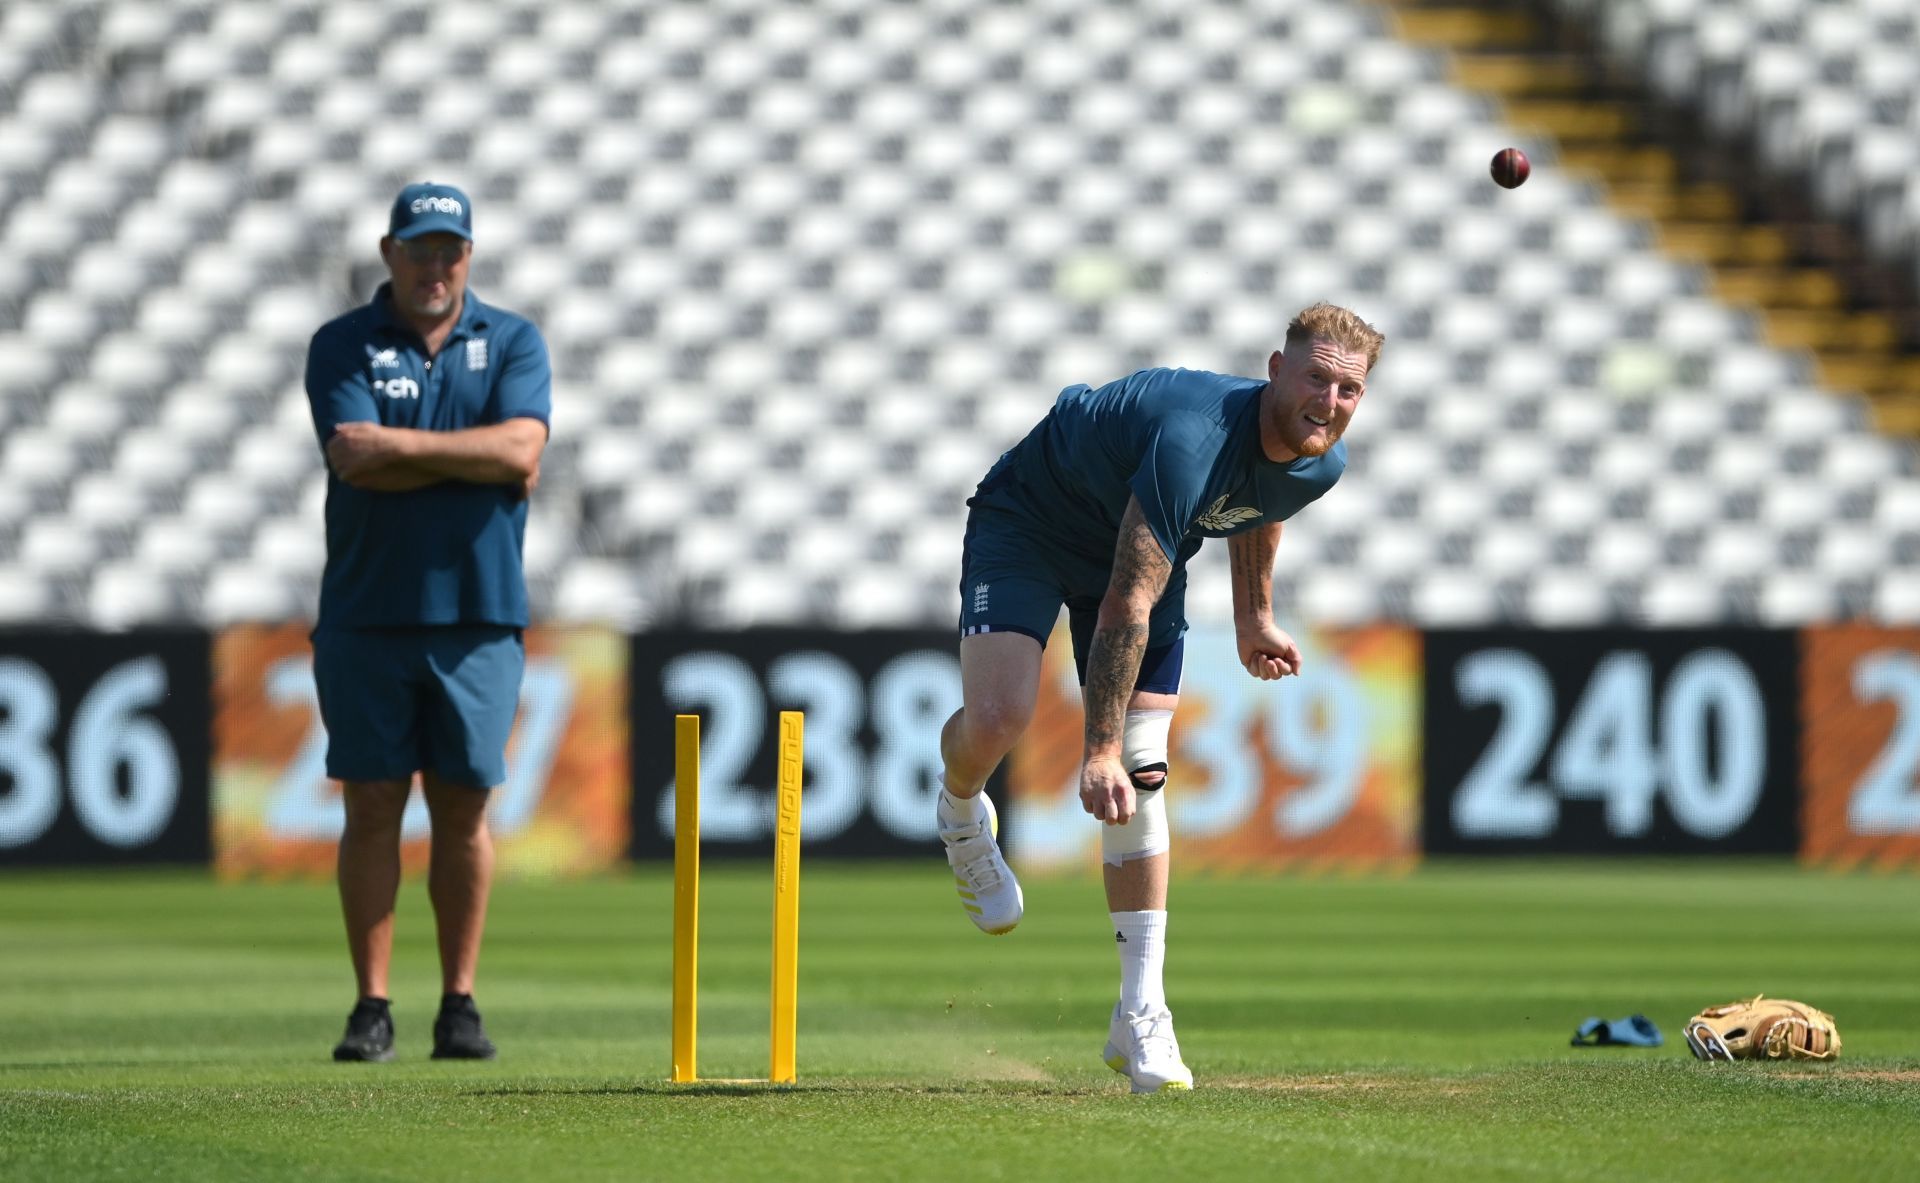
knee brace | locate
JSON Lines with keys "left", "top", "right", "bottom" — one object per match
{"left": 1102, "top": 709, "right": 1172, "bottom": 867}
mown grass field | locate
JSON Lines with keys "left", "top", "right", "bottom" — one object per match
{"left": 2, "top": 861, "right": 1917, "bottom": 1181}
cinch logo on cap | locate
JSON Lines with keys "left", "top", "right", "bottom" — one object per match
{"left": 389, "top": 181, "right": 474, "bottom": 241}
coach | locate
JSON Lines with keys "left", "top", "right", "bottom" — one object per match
{"left": 304, "top": 182, "right": 550, "bottom": 1062}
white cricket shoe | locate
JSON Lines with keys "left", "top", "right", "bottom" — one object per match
{"left": 939, "top": 793, "right": 1023, "bottom": 935}
{"left": 1103, "top": 1003, "right": 1194, "bottom": 1094}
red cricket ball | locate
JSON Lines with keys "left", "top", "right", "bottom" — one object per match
{"left": 1491, "top": 147, "right": 1530, "bottom": 189}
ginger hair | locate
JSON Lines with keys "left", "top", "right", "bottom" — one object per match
{"left": 1284, "top": 303, "right": 1385, "bottom": 372}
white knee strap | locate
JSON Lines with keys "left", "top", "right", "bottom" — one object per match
{"left": 1103, "top": 710, "right": 1171, "bottom": 867}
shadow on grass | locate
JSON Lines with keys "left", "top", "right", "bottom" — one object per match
{"left": 470, "top": 1083, "right": 841, "bottom": 1098}
{"left": 468, "top": 1080, "right": 1116, "bottom": 1099}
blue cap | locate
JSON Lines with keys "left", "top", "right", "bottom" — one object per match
{"left": 389, "top": 182, "right": 473, "bottom": 241}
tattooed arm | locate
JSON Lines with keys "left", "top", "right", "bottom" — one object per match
{"left": 1228, "top": 523, "right": 1280, "bottom": 622}
{"left": 1080, "top": 497, "right": 1174, "bottom": 825}
{"left": 1228, "top": 523, "right": 1301, "bottom": 680}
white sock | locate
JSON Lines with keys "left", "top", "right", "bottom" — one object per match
{"left": 936, "top": 779, "right": 987, "bottom": 831}
{"left": 1112, "top": 910, "right": 1168, "bottom": 1017}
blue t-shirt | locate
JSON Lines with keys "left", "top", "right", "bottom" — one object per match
{"left": 305, "top": 284, "right": 551, "bottom": 630}
{"left": 972, "top": 367, "right": 1344, "bottom": 568}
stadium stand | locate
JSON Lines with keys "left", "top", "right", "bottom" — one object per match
{"left": 1556, "top": 0, "right": 1918, "bottom": 269}
{"left": 0, "top": 0, "right": 1915, "bottom": 630}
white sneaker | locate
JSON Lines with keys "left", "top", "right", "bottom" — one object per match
{"left": 1103, "top": 1003, "right": 1193, "bottom": 1094}
{"left": 939, "top": 793, "right": 1023, "bottom": 935}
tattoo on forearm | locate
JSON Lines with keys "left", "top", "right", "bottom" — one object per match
{"left": 1108, "top": 511, "right": 1169, "bottom": 603}
{"left": 1085, "top": 621, "right": 1149, "bottom": 750}
{"left": 1229, "top": 526, "right": 1278, "bottom": 619}
{"left": 1086, "top": 500, "right": 1172, "bottom": 755}
{"left": 1229, "top": 538, "right": 1258, "bottom": 614}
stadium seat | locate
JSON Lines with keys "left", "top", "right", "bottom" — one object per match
{"left": 201, "top": 563, "right": 299, "bottom": 625}
{"left": 1639, "top": 570, "right": 1727, "bottom": 625}
{"left": 553, "top": 559, "right": 648, "bottom": 627}
{"left": 87, "top": 562, "right": 179, "bottom": 630}
{"left": 251, "top": 519, "right": 327, "bottom": 581}
{"left": 135, "top": 518, "right": 220, "bottom": 577}
{"left": 1759, "top": 571, "right": 1840, "bottom": 624}
{"left": 1526, "top": 568, "right": 1615, "bottom": 626}
{"left": 0, "top": 565, "right": 50, "bottom": 622}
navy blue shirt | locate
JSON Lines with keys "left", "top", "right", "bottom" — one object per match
{"left": 305, "top": 284, "right": 551, "bottom": 630}
{"left": 973, "top": 367, "right": 1344, "bottom": 568}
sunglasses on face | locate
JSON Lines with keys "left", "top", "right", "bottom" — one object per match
{"left": 398, "top": 240, "right": 469, "bottom": 266}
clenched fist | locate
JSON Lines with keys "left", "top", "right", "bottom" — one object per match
{"left": 1236, "top": 619, "right": 1301, "bottom": 681}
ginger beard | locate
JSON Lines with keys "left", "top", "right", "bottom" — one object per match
{"left": 1267, "top": 339, "right": 1366, "bottom": 459}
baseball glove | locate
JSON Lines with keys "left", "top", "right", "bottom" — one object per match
{"left": 1683, "top": 996, "right": 1840, "bottom": 1061}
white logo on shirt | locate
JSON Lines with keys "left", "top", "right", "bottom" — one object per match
{"left": 365, "top": 346, "right": 400, "bottom": 368}
{"left": 466, "top": 338, "right": 488, "bottom": 371}
{"left": 972, "top": 583, "right": 989, "bottom": 613}
{"left": 373, "top": 377, "right": 420, "bottom": 399}
{"left": 1193, "top": 494, "right": 1262, "bottom": 532}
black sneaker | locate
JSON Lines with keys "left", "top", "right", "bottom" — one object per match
{"left": 332, "top": 998, "right": 395, "bottom": 1063}
{"left": 432, "top": 993, "right": 497, "bottom": 1060}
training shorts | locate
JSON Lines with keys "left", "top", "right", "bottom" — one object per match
{"left": 311, "top": 625, "right": 524, "bottom": 788}
{"left": 957, "top": 504, "right": 1186, "bottom": 696}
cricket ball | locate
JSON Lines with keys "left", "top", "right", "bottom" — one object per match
{"left": 1491, "top": 147, "right": 1530, "bottom": 189}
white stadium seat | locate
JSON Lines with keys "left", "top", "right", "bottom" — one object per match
{"left": 87, "top": 562, "right": 177, "bottom": 629}
{"left": 19, "top": 518, "right": 100, "bottom": 578}
{"left": 1639, "top": 570, "right": 1727, "bottom": 625}
{"left": 553, "top": 559, "right": 649, "bottom": 627}
{"left": 0, "top": 566, "right": 51, "bottom": 622}
{"left": 1527, "top": 569, "right": 1615, "bottom": 626}
{"left": 135, "top": 517, "right": 220, "bottom": 577}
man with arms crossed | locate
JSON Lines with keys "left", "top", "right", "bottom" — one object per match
{"left": 937, "top": 303, "right": 1382, "bottom": 1092}
{"left": 305, "top": 182, "right": 550, "bottom": 1062}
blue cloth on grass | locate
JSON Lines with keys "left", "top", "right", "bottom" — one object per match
{"left": 1570, "top": 1015, "right": 1664, "bottom": 1048}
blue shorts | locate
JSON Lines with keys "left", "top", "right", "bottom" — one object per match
{"left": 311, "top": 625, "right": 524, "bottom": 789}
{"left": 958, "top": 504, "right": 1186, "bottom": 695}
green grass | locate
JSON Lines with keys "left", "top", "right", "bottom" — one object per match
{"left": 3, "top": 861, "right": 1918, "bottom": 1181}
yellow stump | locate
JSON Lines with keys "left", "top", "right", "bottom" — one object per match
{"left": 770, "top": 711, "right": 803, "bottom": 1084}
{"left": 670, "top": 711, "right": 804, "bottom": 1085}
{"left": 671, "top": 714, "right": 701, "bottom": 1083}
